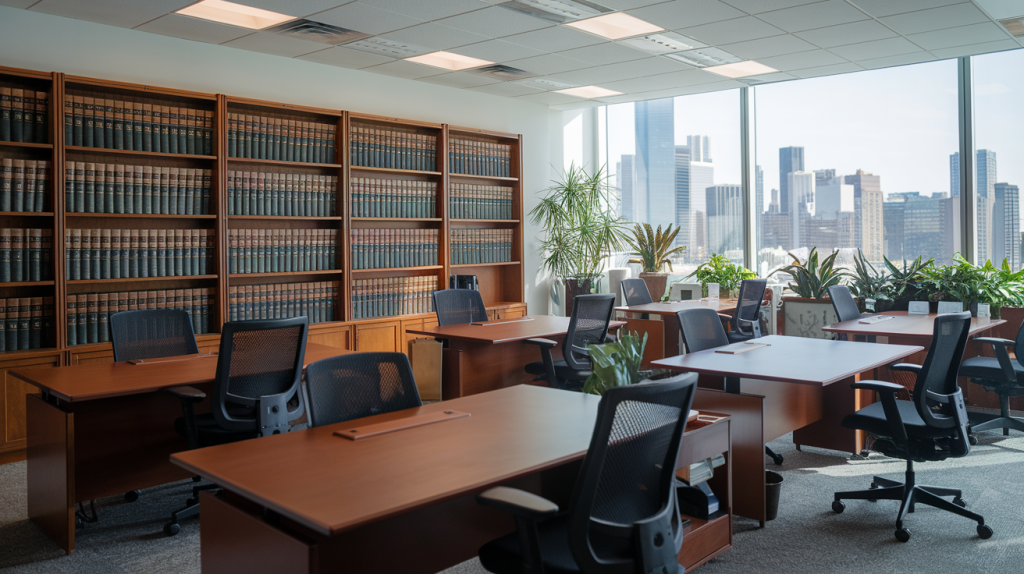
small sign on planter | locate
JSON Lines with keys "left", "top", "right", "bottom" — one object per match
{"left": 908, "top": 301, "right": 930, "bottom": 315}
{"left": 937, "top": 301, "right": 964, "bottom": 315}
{"left": 976, "top": 303, "right": 991, "bottom": 318}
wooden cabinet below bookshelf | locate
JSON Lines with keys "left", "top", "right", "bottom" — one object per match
{"left": 0, "top": 350, "right": 62, "bottom": 455}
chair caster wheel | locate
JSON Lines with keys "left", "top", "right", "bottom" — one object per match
{"left": 968, "top": 434, "right": 979, "bottom": 446}
{"left": 978, "top": 524, "right": 993, "bottom": 539}
{"left": 192, "top": 476, "right": 203, "bottom": 482}
{"left": 186, "top": 497, "right": 198, "bottom": 507}
{"left": 867, "top": 483, "right": 877, "bottom": 503}
{"left": 953, "top": 497, "right": 966, "bottom": 508}
{"left": 895, "top": 528, "right": 910, "bottom": 543}
{"left": 164, "top": 522, "right": 180, "bottom": 536}
{"left": 831, "top": 501, "right": 845, "bottom": 514}
{"left": 124, "top": 490, "right": 141, "bottom": 503}
{"left": 770, "top": 453, "right": 783, "bottom": 465}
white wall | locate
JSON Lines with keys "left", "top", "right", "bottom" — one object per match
{"left": 0, "top": 6, "right": 553, "bottom": 312}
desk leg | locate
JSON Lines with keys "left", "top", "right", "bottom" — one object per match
{"left": 792, "top": 375, "right": 869, "bottom": 456}
{"left": 665, "top": 313, "right": 682, "bottom": 357}
{"left": 26, "top": 394, "right": 74, "bottom": 555}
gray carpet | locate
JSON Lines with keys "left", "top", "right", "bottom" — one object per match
{"left": 2, "top": 431, "right": 1022, "bottom": 573}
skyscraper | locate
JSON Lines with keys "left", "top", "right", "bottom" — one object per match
{"left": 976, "top": 149, "right": 998, "bottom": 262}
{"left": 706, "top": 184, "right": 743, "bottom": 256}
{"left": 634, "top": 99, "right": 675, "bottom": 229}
{"left": 689, "top": 159, "right": 714, "bottom": 260}
{"left": 814, "top": 169, "right": 836, "bottom": 187}
{"left": 674, "top": 145, "right": 690, "bottom": 249}
{"left": 779, "top": 146, "right": 804, "bottom": 214}
{"left": 756, "top": 165, "right": 764, "bottom": 255}
{"left": 688, "top": 134, "right": 711, "bottom": 162}
{"left": 844, "top": 170, "right": 884, "bottom": 263}
{"left": 617, "top": 155, "right": 635, "bottom": 221}
{"left": 993, "top": 182, "right": 1021, "bottom": 269}
{"left": 949, "top": 151, "right": 960, "bottom": 197}
{"left": 883, "top": 196, "right": 910, "bottom": 263}
{"left": 903, "top": 192, "right": 960, "bottom": 264}
{"left": 788, "top": 171, "right": 814, "bottom": 248}
{"left": 977, "top": 149, "right": 997, "bottom": 198}
{"left": 815, "top": 177, "right": 854, "bottom": 219}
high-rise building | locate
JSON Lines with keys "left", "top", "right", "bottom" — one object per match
{"left": 801, "top": 212, "right": 855, "bottom": 250}
{"left": 977, "top": 149, "right": 997, "bottom": 198}
{"left": 993, "top": 182, "right": 1021, "bottom": 269}
{"left": 883, "top": 196, "right": 909, "bottom": 263}
{"left": 844, "top": 170, "right": 884, "bottom": 263}
{"left": 756, "top": 165, "right": 764, "bottom": 254}
{"left": 950, "top": 151, "right": 960, "bottom": 197}
{"left": 689, "top": 160, "right": 714, "bottom": 260}
{"left": 617, "top": 155, "right": 635, "bottom": 221}
{"left": 815, "top": 177, "right": 854, "bottom": 219}
{"left": 706, "top": 184, "right": 743, "bottom": 256}
{"left": 788, "top": 171, "right": 814, "bottom": 248}
{"left": 779, "top": 146, "right": 804, "bottom": 214}
{"left": 768, "top": 189, "right": 780, "bottom": 213}
{"left": 634, "top": 99, "right": 675, "bottom": 229}
{"left": 688, "top": 134, "right": 711, "bottom": 162}
{"left": 674, "top": 145, "right": 691, "bottom": 249}
{"left": 903, "top": 192, "right": 960, "bottom": 264}
{"left": 762, "top": 212, "right": 791, "bottom": 251}
{"left": 814, "top": 169, "right": 836, "bottom": 187}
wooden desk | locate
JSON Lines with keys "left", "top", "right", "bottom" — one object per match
{"left": 652, "top": 335, "right": 921, "bottom": 525}
{"left": 615, "top": 299, "right": 739, "bottom": 363}
{"left": 405, "top": 315, "right": 625, "bottom": 398}
{"left": 12, "top": 342, "right": 350, "bottom": 555}
{"left": 171, "top": 386, "right": 734, "bottom": 574}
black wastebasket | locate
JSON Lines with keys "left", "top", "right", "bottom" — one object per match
{"left": 765, "top": 470, "right": 784, "bottom": 521}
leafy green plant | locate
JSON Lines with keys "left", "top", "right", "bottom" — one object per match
{"left": 530, "top": 163, "right": 630, "bottom": 281}
{"left": 848, "top": 249, "right": 891, "bottom": 306}
{"left": 683, "top": 253, "right": 757, "bottom": 295}
{"left": 883, "top": 254, "right": 933, "bottom": 305}
{"left": 582, "top": 331, "right": 650, "bottom": 396}
{"left": 626, "top": 223, "right": 685, "bottom": 273}
{"left": 773, "top": 247, "right": 849, "bottom": 299}
{"left": 917, "top": 255, "right": 1024, "bottom": 315}
{"left": 988, "top": 259, "right": 1024, "bottom": 309}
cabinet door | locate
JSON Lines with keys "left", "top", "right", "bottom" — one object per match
{"left": 68, "top": 348, "right": 115, "bottom": 366}
{"left": 355, "top": 321, "right": 401, "bottom": 352}
{"left": 1, "top": 352, "right": 62, "bottom": 454}
{"left": 503, "top": 306, "right": 526, "bottom": 319}
{"left": 309, "top": 325, "right": 353, "bottom": 351}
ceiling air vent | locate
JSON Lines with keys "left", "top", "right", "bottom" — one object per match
{"left": 469, "top": 65, "right": 536, "bottom": 81}
{"left": 665, "top": 47, "right": 742, "bottom": 68}
{"left": 268, "top": 19, "right": 371, "bottom": 45}
{"left": 498, "top": 0, "right": 611, "bottom": 24}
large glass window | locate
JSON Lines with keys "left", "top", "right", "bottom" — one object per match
{"left": 753, "top": 61, "right": 960, "bottom": 276}
{"left": 598, "top": 90, "right": 741, "bottom": 276}
{"left": 973, "top": 50, "right": 1024, "bottom": 270}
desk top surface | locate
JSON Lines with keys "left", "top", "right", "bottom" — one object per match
{"left": 651, "top": 335, "right": 922, "bottom": 386}
{"left": 615, "top": 298, "right": 739, "bottom": 316}
{"left": 822, "top": 311, "right": 1004, "bottom": 339}
{"left": 11, "top": 342, "right": 350, "bottom": 403}
{"left": 172, "top": 385, "right": 602, "bottom": 536}
{"left": 405, "top": 315, "right": 626, "bottom": 344}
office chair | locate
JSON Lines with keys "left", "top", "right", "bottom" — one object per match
{"left": 831, "top": 312, "right": 993, "bottom": 542}
{"left": 620, "top": 278, "right": 653, "bottom": 306}
{"left": 305, "top": 352, "right": 422, "bottom": 428}
{"left": 524, "top": 293, "right": 616, "bottom": 391}
{"left": 958, "top": 320, "right": 1024, "bottom": 436}
{"left": 476, "top": 374, "right": 698, "bottom": 574}
{"left": 677, "top": 307, "right": 784, "bottom": 466}
{"left": 827, "top": 285, "right": 876, "bottom": 344}
{"left": 433, "top": 288, "right": 488, "bottom": 326}
{"left": 163, "top": 317, "right": 309, "bottom": 536}
{"left": 722, "top": 278, "right": 767, "bottom": 343}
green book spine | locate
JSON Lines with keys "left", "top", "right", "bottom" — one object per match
{"left": 21, "top": 92, "right": 35, "bottom": 147}
{"left": 61, "top": 94, "right": 72, "bottom": 145}
{"left": 90, "top": 229, "right": 101, "bottom": 280}
{"left": 71, "top": 96, "right": 83, "bottom": 146}
{"left": 0, "top": 159, "right": 12, "bottom": 212}
{"left": 184, "top": 169, "right": 195, "bottom": 216}
{"left": 203, "top": 111, "right": 213, "bottom": 156}
{"left": 159, "top": 168, "right": 170, "bottom": 215}
{"left": 147, "top": 231, "right": 157, "bottom": 278}
{"left": 119, "top": 231, "right": 129, "bottom": 278}
{"left": 0, "top": 230, "right": 9, "bottom": 283}
{"left": 80, "top": 231, "right": 91, "bottom": 279}
{"left": 156, "top": 229, "right": 167, "bottom": 278}
{"left": 112, "top": 101, "right": 125, "bottom": 150}
{"left": 132, "top": 104, "right": 143, "bottom": 151}
{"left": 167, "top": 168, "right": 178, "bottom": 215}
{"left": 123, "top": 102, "right": 135, "bottom": 151}
{"left": 28, "top": 229, "right": 42, "bottom": 281}
{"left": 65, "top": 296, "right": 76, "bottom": 347}
{"left": 191, "top": 230, "right": 200, "bottom": 276}
{"left": 145, "top": 106, "right": 156, "bottom": 153}
{"left": 85, "top": 295, "right": 97, "bottom": 344}
{"left": 128, "top": 231, "right": 139, "bottom": 278}
{"left": 84, "top": 163, "right": 96, "bottom": 213}
{"left": 110, "top": 230, "right": 120, "bottom": 280}
{"left": 181, "top": 231, "right": 190, "bottom": 276}
{"left": 159, "top": 106, "right": 170, "bottom": 154}
{"left": 258, "top": 116, "right": 267, "bottom": 160}
{"left": 168, "top": 108, "right": 179, "bottom": 154}
{"left": 104, "top": 164, "right": 115, "bottom": 213}
{"left": 82, "top": 96, "right": 95, "bottom": 148}
{"left": 5, "top": 300, "right": 17, "bottom": 350}
{"left": 16, "top": 299, "right": 29, "bottom": 350}
{"left": 186, "top": 110, "right": 196, "bottom": 155}
{"left": 1, "top": 88, "right": 12, "bottom": 142}
{"left": 97, "top": 294, "right": 108, "bottom": 343}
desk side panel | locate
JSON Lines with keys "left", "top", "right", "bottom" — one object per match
{"left": 201, "top": 491, "right": 315, "bottom": 574}
{"left": 27, "top": 394, "right": 74, "bottom": 554}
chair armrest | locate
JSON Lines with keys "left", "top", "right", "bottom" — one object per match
{"left": 851, "top": 380, "right": 907, "bottom": 442}
{"left": 974, "top": 337, "right": 1015, "bottom": 347}
{"left": 972, "top": 338, "right": 1018, "bottom": 383}
{"left": 523, "top": 338, "right": 557, "bottom": 348}
{"left": 477, "top": 487, "right": 559, "bottom": 520}
{"left": 166, "top": 386, "right": 206, "bottom": 402}
{"left": 851, "top": 380, "right": 904, "bottom": 393}
{"left": 890, "top": 363, "right": 922, "bottom": 374}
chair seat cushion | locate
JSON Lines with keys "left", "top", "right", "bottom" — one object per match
{"left": 841, "top": 400, "right": 950, "bottom": 439}
{"left": 959, "top": 357, "right": 1024, "bottom": 386}
{"left": 175, "top": 413, "right": 260, "bottom": 448}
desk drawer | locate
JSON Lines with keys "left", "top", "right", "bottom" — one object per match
{"left": 679, "top": 513, "right": 731, "bottom": 569}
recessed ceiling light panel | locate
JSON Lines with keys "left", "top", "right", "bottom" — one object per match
{"left": 468, "top": 65, "right": 537, "bottom": 81}
{"left": 618, "top": 32, "right": 706, "bottom": 55}
{"left": 497, "top": 0, "right": 611, "bottom": 24}
{"left": 555, "top": 85, "right": 622, "bottom": 98}
{"left": 176, "top": 0, "right": 295, "bottom": 30}
{"left": 267, "top": 19, "right": 371, "bottom": 45}
{"left": 704, "top": 60, "right": 779, "bottom": 78}
{"left": 564, "top": 12, "right": 663, "bottom": 40}
{"left": 347, "top": 37, "right": 431, "bottom": 59}
{"left": 664, "top": 47, "right": 741, "bottom": 68}
{"left": 405, "top": 51, "right": 495, "bottom": 71}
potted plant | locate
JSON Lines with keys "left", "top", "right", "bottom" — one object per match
{"left": 626, "top": 223, "right": 685, "bottom": 302}
{"left": 683, "top": 253, "right": 756, "bottom": 299}
{"left": 582, "top": 331, "right": 651, "bottom": 395}
{"left": 773, "top": 247, "right": 849, "bottom": 339}
{"left": 530, "top": 163, "right": 630, "bottom": 315}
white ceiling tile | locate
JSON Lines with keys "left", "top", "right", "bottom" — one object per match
{"left": 377, "top": 22, "right": 491, "bottom": 50}
{"left": 467, "top": 82, "right": 546, "bottom": 97}
{"left": 626, "top": 0, "right": 747, "bottom": 30}
{"left": 927, "top": 38, "right": 1021, "bottom": 59}
{"left": 359, "top": 59, "right": 449, "bottom": 79}
{"left": 974, "top": 0, "right": 1024, "bottom": 19}
{"left": 0, "top": 0, "right": 41, "bottom": 8}
{"left": 720, "top": 0, "right": 823, "bottom": 14}
{"left": 516, "top": 91, "right": 587, "bottom": 105}
{"left": 231, "top": 0, "right": 352, "bottom": 18}
{"left": 719, "top": 33, "right": 818, "bottom": 59}
{"left": 552, "top": 56, "right": 688, "bottom": 83}
{"left": 881, "top": 3, "right": 989, "bottom": 36}
{"left": 787, "top": 61, "right": 865, "bottom": 78}
{"left": 503, "top": 25, "right": 606, "bottom": 53}
{"left": 598, "top": 70, "right": 709, "bottom": 93}
{"left": 848, "top": 0, "right": 961, "bottom": 18}
{"left": 907, "top": 22, "right": 1010, "bottom": 50}
{"left": 610, "top": 55, "right": 694, "bottom": 74}
{"left": 856, "top": 51, "right": 937, "bottom": 69}
{"left": 738, "top": 71, "right": 796, "bottom": 82}
{"left": 678, "top": 16, "right": 787, "bottom": 45}
{"left": 295, "top": 44, "right": 395, "bottom": 68}
{"left": 435, "top": 6, "right": 552, "bottom": 37}
{"left": 451, "top": 39, "right": 547, "bottom": 62}
{"left": 757, "top": 49, "right": 848, "bottom": 70}
{"left": 556, "top": 42, "right": 650, "bottom": 65}
{"left": 550, "top": 101, "right": 603, "bottom": 110}
{"left": 628, "top": 68, "right": 726, "bottom": 88}
{"left": 591, "top": 94, "right": 646, "bottom": 103}
{"left": 134, "top": 14, "right": 254, "bottom": 44}
{"left": 310, "top": 3, "right": 424, "bottom": 34}
{"left": 629, "top": 80, "right": 744, "bottom": 99}
{"left": 221, "top": 31, "right": 327, "bottom": 57}
{"left": 357, "top": 0, "right": 487, "bottom": 21}
{"left": 502, "top": 53, "right": 591, "bottom": 75}
{"left": 30, "top": 0, "right": 194, "bottom": 28}
{"left": 827, "top": 36, "right": 923, "bottom": 60}
{"left": 418, "top": 71, "right": 502, "bottom": 88}
{"left": 755, "top": 0, "right": 869, "bottom": 33}
{"left": 794, "top": 19, "right": 898, "bottom": 48}
{"left": 555, "top": 66, "right": 630, "bottom": 84}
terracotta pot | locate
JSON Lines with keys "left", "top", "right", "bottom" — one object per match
{"left": 638, "top": 272, "right": 669, "bottom": 302}
{"left": 563, "top": 277, "right": 602, "bottom": 317}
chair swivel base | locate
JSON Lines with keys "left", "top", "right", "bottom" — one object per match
{"left": 970, "top": 414, "right": 1024, "bottom": 436}
{"left": 832, "top": 472, "right": 992, "bottom": 542}
{"left": 164, "top": 483, "right": 218, "bottom": 536}
{"left": 765, "top": 445, "right": 783, "bottom": 465}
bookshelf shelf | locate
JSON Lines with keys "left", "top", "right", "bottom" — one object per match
{"left": 229, "top": 270, "right": 343, "bottom": 279}
{"left": 65, "top": 213, "right": 217, "bottom": 219}
{"left": 0, "top": 141, "right": 53, "bottom": 150}
{"left": 0, "top": 211, "right": 55, "bottom": 218}
{"left": 350, "top": 166, "right": 442, "bottom": 176}
{"left": 0, "top": 281, "right": 56, "bottom": 288}
{"left": 450, "top": 261, "right": 520, "bottom": 268}
{"left": 351, "top": 266, "right": 442, "bottom": 274}
{"left": 450, "top": 219, "right": 519, "bottom": 224}
{"left": 67, "top": 275, "right": 218, "bottom": 285}
{"left": 65, "top": 146, "right": 216, "bottom": 161}
{"left": 228, "top": 215, "right": 342, "bottom": 221}
{"left": 227, "top": 157, "right": 342, "bottom": 169}
{"left": 350, "top": 217, "right": 442, "bottom": 222}
{"left": 449, "top": 173, "right": 518, "bottom": 182}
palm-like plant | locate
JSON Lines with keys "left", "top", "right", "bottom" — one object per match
{"left": 626, "top": 223, "right": 685, "bottom": 273}
{"left": 774, "top": 247, "right": 849, "bottom": 299}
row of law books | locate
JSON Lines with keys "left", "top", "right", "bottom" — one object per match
{"left": 350, "top": 229, "right": 438, "bottom": 270}
{"left": 65, "top": 228, "right": 214, "bottom": 280}
{"left": 1, "top": 159, "right": 50, "bottom": 213}
{"left": 449, "top": 183, "right": 514, "bottom": 220}
{"left": 226, "top": 229, "right": 337, "bottom": 275}
{"left": 450, "top": 229, "right": 513, "bottom": 266}
{"left": 1, "top": 297, "right": 54, "bottom": 351}
{"left": 1, "top": 228, "right": 52, "bottom": 282}
{"left": 352, "top": 276, "right": 434, "bottom": 320}
{"left": 65, "top": 94, "right": 214, "bottom": 155}
{"left": 350, "top": 177, "right": 436, "bottom": 219}
{"left": 227, "top": 281, "right": 337, "bottom": 324}
{"left": 448, "top": 138, "right": 512, "bottom": 177}
{"left": 227, "top": 113, "right": 335, "bottom": 164}
{"left": 0, "top": 88, "right": 48, "bottom": 144}
{"left": 66, "top": 288, "right": 215, "bottom": 346}
{"left": 349, "top": 126, "right": 437, "bottom": 171}
{"left": 226, "top": 171, "right": 337, "bottom": 217}
{"left": 65, "top": 162, "right": 212, "bottom": 215}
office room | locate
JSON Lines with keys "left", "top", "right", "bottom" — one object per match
{"left": 0, "top": 0, "right": 1022, "bottom": 572}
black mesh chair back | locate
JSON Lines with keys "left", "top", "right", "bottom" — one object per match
{"left": 563, "top": 293, "right": 616, "bottom": 370}
{"left": 432, "top": 289, "right": 488, "bottom": 326}
{"left": 731, "top": 278, "right": 767, "bottom": 336}
{"left": 620, "top": 278, "right": 653, "bottom": 306}
{"left": 912, "top": 312, "right": 972, "bottom": 430}
{"left": 305, "top": 352, "right": 422, "bottom": 428}
{"left": 828, "top": 285, "right": 862, "bottom": 323}
{"left": 212, "top": 317, "right": 308, "bottom": 432}
{"left": 677, "top": 308, "right": 730, "bottom": 353}
{"left": 567, "top": 374, "right": 698, "bottom": 572}
{"left": 110, "top": 309, "right": 199, "bottom": 362}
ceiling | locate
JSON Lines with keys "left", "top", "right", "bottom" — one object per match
{"left": 4, "top": 0, "right": 1023, "bottom": 110}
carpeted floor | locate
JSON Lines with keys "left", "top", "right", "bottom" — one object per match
{"left": 2, "top": 431, "right": 1022, "bottom": 573}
